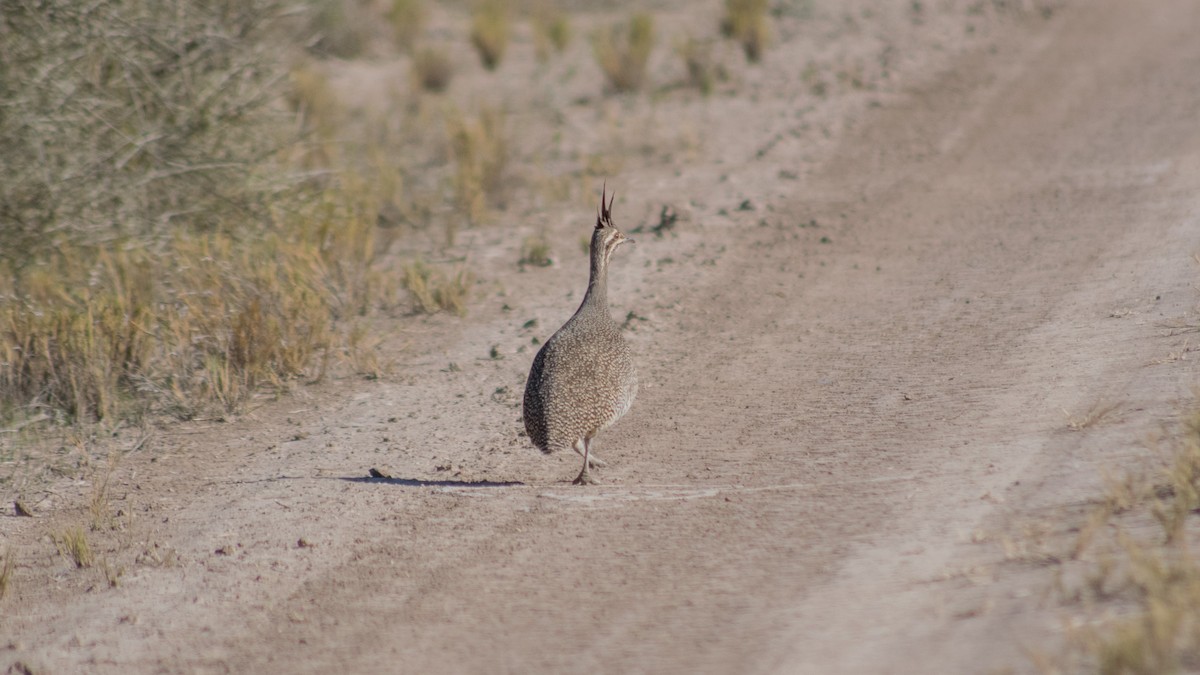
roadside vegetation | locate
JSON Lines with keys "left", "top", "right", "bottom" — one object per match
{"left": 0, "top": 0, "right": 388, "bottom": 427}
{"left": 1039, "top": 405, "right": 1200, "bottom": 673}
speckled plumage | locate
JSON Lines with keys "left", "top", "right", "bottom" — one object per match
{"left": 523, "top": 189, "right": 637, "bottom": 484}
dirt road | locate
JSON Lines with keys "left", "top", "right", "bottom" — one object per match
{"left": 5, "top": 0, "right": 1200, "bottom": 672}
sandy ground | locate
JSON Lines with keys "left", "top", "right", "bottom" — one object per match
{"left": 4, "top": 0, "right": 1200, "bottom": 672}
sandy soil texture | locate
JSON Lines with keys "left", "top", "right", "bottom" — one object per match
{"left": 4, "top": 0, "right": 1200, "bottom": 672}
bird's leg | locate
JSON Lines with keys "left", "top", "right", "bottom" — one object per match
{"left": 573, "top": 438, "right": 599, "bottom": 485}
{"left": 572, "top": 442, "right": 606, "bottom": 468}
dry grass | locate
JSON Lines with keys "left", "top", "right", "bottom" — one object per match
{"left": 346, "top": 323, "right": 384, "bottom": 379}
{"left": 593, "top": 13, "right": 656, "bottom": 93}
{"left": 1058, "top": 409, "right": 1200, "bottom": 673}
{"left": 101, "top": 558, "right": 126, "bottom": 588}
{"left": 412, "top": 47, "right": 454, "bottom": 93}
{"left": 446, "top": 107, "right": 509, "bottom": 225}
{"left": 0, "top": 203, "right": 383, "bottom": 421}
{"left": 721, "top": 0, "right": 770, "bottom": 62}
{"left": 470, "top": 0, "right": 511, "bottom": 71}
{"left": 1063, "top": 401, "right": 1121, "bottom": 431}
{"left": 0, "top": 549, "right": 13, "bottom": 600}
{"left": 53, "top": 527, "right": 94, "bottom": 569}
{"left": 520, "top": 234, "right": 553, "bottom": 269}
{"left": 532, "top": 7, "right": 571, "bottom": 62}
{"left": 402, "top": 262, "right": 472, "bottom": 316}
{"left": 388, "top": 0, "right": 426, "bottom": 51}
{"left": 0, "top": 1, "right": 399, "bottom": 425}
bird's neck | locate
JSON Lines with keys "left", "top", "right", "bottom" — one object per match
{"left": 577, "top": 237, "right": 609, "bottom": 316}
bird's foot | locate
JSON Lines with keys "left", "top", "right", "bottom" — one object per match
{"left": 586, "top": 454, "right": 607, "bottom": 468}
{"left": 573, "top": 471, "right": 600, "bottom": 486}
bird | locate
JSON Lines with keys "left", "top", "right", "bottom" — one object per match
{"left": 522, "top": 187, "right": 638, "bottom": 485}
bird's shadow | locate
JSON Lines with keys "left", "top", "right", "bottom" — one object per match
{"left": 340, "top": 469, "right": 523, "bottom": 488}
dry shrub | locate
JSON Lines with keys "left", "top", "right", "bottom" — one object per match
{"left": 412, "top": 47, "right": 454, "bottom": 92}
{"left": 721, "top": 0, "right": 770, "bottom": 62}
{"left": 0, "top": 0, "right": 292, "bottom": 256}
{"left": 470, "top": 0, "right": 511, "bottom": 70}
{"left": 446, "top": 107, "right": 508, "bottom": 224}
{"left": 0, "top": 0, "right": 394, "bottom": 424}
{"left": 593, "top": 13, "right": 656, "bottom": 93}
{"left": 1063, "top": 410, "right": 1200, "bottom": 673}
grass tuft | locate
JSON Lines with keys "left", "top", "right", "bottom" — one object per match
{"left": 446, "top": 107, "right": 509, "bottom": 225}
{"left": 532, "top": 7, "right": 571, "bottom": 62}
{"left": 402, "top": 262, "right": 472, "bottom": 316}
{"left": 520, "top": 234, "right": 553, "bottom": 268}
{"left": 54, "top": 527, "right": 94, "bottom": 569}
{"left": 721, "top": 0, "right": 770, "bottom": 62}
{"left": 677, "top": 36, "right": 717, "bottom": 95}
{"left": 101, "top": 558, "right": 126, "bottom": 588}
{"left": 593, "top": 13, "right": 656, "bottom": 93}
{"left": 0, "top": 549, "right": 12, "bottom": 600}
{"left": 412, "top": 47, "right": 454, "bottom": 93}
{"left": 470, "top": 0, "right": 511, "bottom": 70}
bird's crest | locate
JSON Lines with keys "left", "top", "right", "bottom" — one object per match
{"left": 596, "top": 184, "right": 615, "bottom": 230}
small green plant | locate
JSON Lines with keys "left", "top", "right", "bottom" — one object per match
{"left": 470, "top": 0, "right": 511, "bottom": 70}
{"left": 446, "top": 107, "right": 508, "bottom": 224}
{"left": 532, "top": 7, "right": 571, "bottom": 62}
{"left": 593, "top": 13, "right": 656, "bottom": 93}
{"left": 677, "top": 36, "right": 716, "bottom": 95}
{"left": 388, "top": 0, "right": 426, "bottom": 51}
{"left": 520, "top": 234, "right": 553, "bottom": 268}
{"left": 412, "top": 47, "right": 454, "bottom": 92}
{"left": 54, "top": 527, "right": 93, "bottom": 569}
{"left": 721, "top": 0, "right": 770, "bottom": 62}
